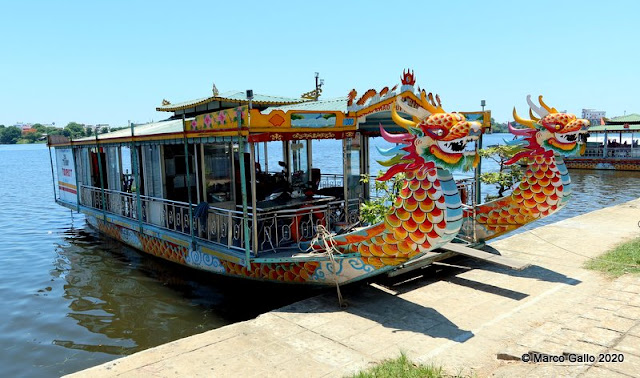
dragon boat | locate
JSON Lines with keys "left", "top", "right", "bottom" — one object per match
{"left": 460, "top": 95, "right": 590, "bottom": 241}
{"left": 47, "top": 71, "right": 587, "bottom": 285}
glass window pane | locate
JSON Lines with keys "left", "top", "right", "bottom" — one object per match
{"left": 203, "top": 144, "right": 232, "bottom": 204}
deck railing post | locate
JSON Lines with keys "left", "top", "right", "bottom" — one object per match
{"left": 130, "top": 122, "right": 143, "bottom": 232}
{"left": 342, "top": 138, "right": 349, "bottom": 225}
{"left": 182, "top": 117, "right": 196, "bottom": 251}
{"left": 249, "top": 142, "right": 258, "bottom": 255}
{"left": 237, "top": 107, "right": 252, "bottom": 269}
{"left": 70, "top": 138, "right": 81, "bottom": 211}
{"left": 95, "top": 135, "right": 107, "bottom": 221}
{"left": 474, "top": 133, "right": 483, "bottom": 205}
{"left": 47, "top": 137, "right": 57, "bottom": 202}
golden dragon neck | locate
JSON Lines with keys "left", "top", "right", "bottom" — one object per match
{"left": 336, "top": 165, "right": 463, "bottom": 269}
{"left": 475, "top": 153, "right": 571, "bottom": 240}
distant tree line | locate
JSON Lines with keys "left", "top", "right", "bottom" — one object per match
{"left": 0, "top": 123, "right": 126, "bottom": 144}
{"left": 488, "top": 118, "right": 510, "bottom": 133}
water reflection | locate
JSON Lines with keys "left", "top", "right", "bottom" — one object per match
{"left": 52, "top": 226, "right": 320, "bottom": 356}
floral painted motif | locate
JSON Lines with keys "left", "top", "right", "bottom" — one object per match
{"left": 216, "top": 111, "right": 226, "bottom": 124}
{"left": 187, "top": 106, "right": 248, "bottom": 131}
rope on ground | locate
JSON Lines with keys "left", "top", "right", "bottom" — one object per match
{"left": 307, "top": 225, "right": 346, "bottom": 308}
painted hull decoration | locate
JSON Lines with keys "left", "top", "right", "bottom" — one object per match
{"left": 48, "top": 73, "right": 584, "bottom": 286}
{"left": 467, "top": 95, "right": 590, "bottom": 240}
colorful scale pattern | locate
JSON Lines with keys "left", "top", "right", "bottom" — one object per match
{"left": 139, "top": 234, "right": 187, "bottom": 265}
{"left": 99, "top": 221, "right": 121, "bottom": 240}
{"left": 475, "top": 154, "right": 571, "bottom": 239}
{"left": 332, "top": 164, "right": 462, "bottom": 268}
{"left": 220, "top": 261, "right": 320, "bottom": 282}
{"left": 94, "top": 218, "right": 187, "bottom": 265}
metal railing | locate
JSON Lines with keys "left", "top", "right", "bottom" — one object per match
{"left": 318, "top": 173, "right": 343, "bottom": 189}
{"left": 254, "top": 198, "right": 361, "bottom": 252}
{"left": 581, "top": 147, "right": 640, "bottom": 158}
{"left": 79, "top": 185, "right": 361, "bottom": 254}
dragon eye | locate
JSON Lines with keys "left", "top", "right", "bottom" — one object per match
{"left": 425, "top": 125, "right": 450, "bottom": 140}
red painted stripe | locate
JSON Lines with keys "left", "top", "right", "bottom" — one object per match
{"left": 59, "top": 186, "right": 77, "bottom": 195}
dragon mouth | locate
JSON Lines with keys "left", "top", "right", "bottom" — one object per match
{"left": 436, "top": 137, "right": 476, "bottom": 155}
{"left": 550, "top": 130, "right": 588, "bottom": 151}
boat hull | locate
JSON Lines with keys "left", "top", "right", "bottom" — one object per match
{"left": 82, "top": 210, "right": 396, "bottom": 286}
{"left": 564, "top": 158, "right": 640, "bottom": 171}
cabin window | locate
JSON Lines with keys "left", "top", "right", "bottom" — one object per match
{"left": 142, "top": 145, "right": 164, "bottom": 198}
{"left": 74, "top": 147, "right": 90, "bottom": 189}
{"left": 345, "top": 134, "right": 362, "bottom": 200}
{"left": 119, "top": 146, "right": 135, "bottom": 192}
{"left": 105, "top": 146, "right": 121, "bottom": 192}
{"left": 264, "top": 141, "right": 284, "bottom": 174}
{"left": 163, "top": 144, "right": 198, "bottom": 203}
{"left": 203, "top": 143, "right": 232, "bottom": 204}
{"left": 89, "top": 147, "right": 108, "bottom": 189}
{"left": 290, "top": 141, "right": 309, "bottom": 191}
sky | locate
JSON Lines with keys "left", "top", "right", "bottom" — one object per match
{"left": 1, "top": 0, "right": 638, "bottom": 128}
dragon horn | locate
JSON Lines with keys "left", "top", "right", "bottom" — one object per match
{"left": 538, "top": 95, "right": 558, "bottom": 114}
{"left": 529, "top": 108, "right": 540, "bottom": 122}
{"left": 527, "top": 94, "right": 548, "bottom": 118}
{"left": 513, "top": 107, "right": 536, "bottom": 129}
{"left": 420, "top": 90, "right": 441, "bottom": 114}
{"left": 391, "top": 100, "right": 416, "bottom": 130}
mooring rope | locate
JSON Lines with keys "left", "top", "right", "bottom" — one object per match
{"left": 307, "top": 225, "right": 346, "bottom": 308}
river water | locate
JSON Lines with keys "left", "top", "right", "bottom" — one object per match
{"left": 1, "top": 137, "right": 639, "bottom": 376}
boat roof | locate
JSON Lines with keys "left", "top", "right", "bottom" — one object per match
{"left": 73, "top": 119, "right": 186, "bottom": 142}
{"left": 157, "top": 90, "right": 306, "bottom": 112}
{"left": 589, "top": 113, "right": 640, "bottom": 133}
{"left": 604, "top": 113, "right": 640, "bottom": 124}
{"left": 263, "top": 97, "right": 348, "bottom": 114}
{"left": 589, "top": 124, "right": 640, "bottom": 132}
{"left": 48, "top": 71, "right": 492, "bottom": 147}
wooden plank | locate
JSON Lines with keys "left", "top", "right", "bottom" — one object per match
{"left": 439, "top": 242, "right": 531, "bottom": 271}
{"left": 387, "top": 250, "right": 457, "bottom": 277}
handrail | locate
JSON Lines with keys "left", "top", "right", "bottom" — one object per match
{"left": 78, "top": 185, "right": 360, "bottom": 254}
{"left": 579, "top": 147, "right": 640, "bottom": 158}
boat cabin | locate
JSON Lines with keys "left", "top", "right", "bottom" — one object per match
{"left": 48, "top": 77, "right": 490, "bottom": 272}
{"left": 565, "top": 114, "right": 640, "bottom": 171}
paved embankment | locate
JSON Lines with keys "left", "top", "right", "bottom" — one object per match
{"left": 67, "top": 199, "right": 640, "bottom": 377}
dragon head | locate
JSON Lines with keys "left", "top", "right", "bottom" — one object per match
{"left": 507, "top": 95, "right": 590, "bottom": 164}
{"left": 377, "top": 90, "right": 483, "bottom": 181}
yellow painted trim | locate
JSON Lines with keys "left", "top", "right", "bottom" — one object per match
{"left": 162, "top": 235, "right": 190, "bottom": 247}
{"left": 249, "top": 126, "right": 357, "bottom": 133}
{"left": 184, "top": 130, "right": 246, "bottom": 139}
{"left": 201, "top": 246, "right": 241, "bottom": 264}
{"left": 57, "top": 181, "right": 77, "bottom": 190}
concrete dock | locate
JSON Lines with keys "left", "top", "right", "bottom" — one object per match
{"left": 68, "top": 199, "right": 640, "bottom": 377}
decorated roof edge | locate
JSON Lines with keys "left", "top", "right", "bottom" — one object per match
{"left": 157, "top": 91, "right": 307, "bottom": 112}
